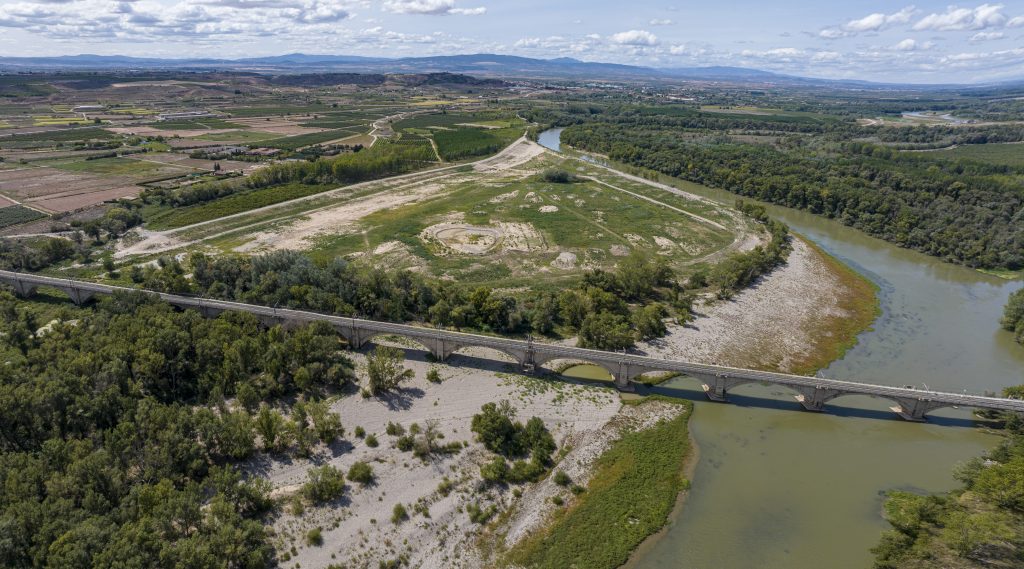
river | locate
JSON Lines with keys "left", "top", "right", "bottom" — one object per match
{"left": 538, "top": 128, "right": 1024, "bottom": 569}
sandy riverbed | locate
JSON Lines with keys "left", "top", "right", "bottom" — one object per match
{"left": 637, "top": 236, "right": 850, "bottom": 372}
{"left": 260, "top": 343, "right": 626, "bottom": 568}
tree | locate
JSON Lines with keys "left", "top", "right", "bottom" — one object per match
{"left": 1001, "top": 289, "right": 1024, "bottom": 345}
{"left": 365, "top": 345, "right": 414, "bottom": 395}
{"left": 255, "top": 405, "right": 286, "bottom": 452}
{"left": 302, "top": 465, "right": 346, "bottom": 503}
{"left": 632, "top": 303, "right": 668, "bottom": 341}
{"left": 471, "top": 401, "right": 520, "bottom": 456}
{"left": 480, "top": 456, "right": 509, "bottom": 483}
{"left": 218, "top": 410, "right": 256, "bottom": 460}
{"left": 347, "top": 461, "right": 374, "bottom": 485}
{"left": 308, "top": 400, "right": 344, "bottom": 444}
{"left": 578, "top": 311, "right": 634, "bottom": 350}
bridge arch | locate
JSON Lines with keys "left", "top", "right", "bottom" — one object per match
{"left": 446, "top": 344, "right": 527, "bottom": 367}
{"left": 351, "top": 331, "right": 436, "bottom": 356}
{"left": 530, "top": 353, "right": 622, "bottom": 384}
{"left": 821, "top": 392, "right": 957, "bottom": 421}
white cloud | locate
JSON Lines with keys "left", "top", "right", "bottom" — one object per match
{"left": 450, "top": 7, "right": 485, "bottom": 15}
{"left": 1008, "top": 15, "right": 1024, "bottom": 27}
{"left": 382, "top": 0, "right": 485, "bottom": 16}
{"left": 819, "top": 6, "right": 915, "bottom": 39}
{"left": 609, "top": 29, "right": 658, "bottom": 46}
{"left": 913, "top": 3, "right": 1006, "bottom": 31}
{"left": 970, "top": 30, "right": 1004, "bottom": 40}
{"left": 649, "top": 18, "right": 673, "bottom": 26}
{"left": 897, "top": 38, "right": 937, "bottom": 50}
{"left": 818, "top": 28, "right": 850, "bottom": 39}
{"left": 845, "top": 6, "right": 915, "bottom": 32}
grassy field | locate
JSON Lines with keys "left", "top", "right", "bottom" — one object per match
{"left": 146, "top": 182, "right": 334, "bottom": 229}
{"left": 53, "top": 156, "right": 165, "bottom": 175}
{"left": 309, "top": 158, "right": 734, "bottom": 286}
{"left": 502, "top": 400, "right": 692, "bottom": 569}
{"left": 0, "top": 204, "right": 47, "bottom": 228}
{"left": 926, "top": 143, "right": 1024, "bottom": 167}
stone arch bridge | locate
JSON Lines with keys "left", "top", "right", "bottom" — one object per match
{"left": 3, "top": 270, "right": 1023, "bottom": 423}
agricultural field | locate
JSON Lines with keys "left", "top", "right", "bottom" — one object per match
{"left": 0, "top": 204, "right": 46, "bottom": 228}
{"left": 433, "top": 126, "right": 521, "bottom": 161}
{"left": 145, "top": 182, "right": 334, "bottom": 229}
{"left": 924, "top": 142, "right": 1024, "bottom": 167}
{"left": 33, "top": 116, "right": 94, "bottom": 126}
{"left": 194, "top": 130, "right": 278, "bottom": 142}
{"left": 0, "top": 127, "right": 115, "bottom": 144}
{"left": 151, "top": 118, "right": 247, "bottom": 130}
{"left": 53, "top": 156, "right": 167, "bottom": 176}
{"left": 260, "top": 128, "right": 361, "bottom": 150}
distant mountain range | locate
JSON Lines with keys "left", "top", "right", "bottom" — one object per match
{"left": 0, "top": 52, "right": 1012, "bottom": 88}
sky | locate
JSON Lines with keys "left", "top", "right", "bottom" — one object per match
{"left": 1, "top": 0, "right": 1024, "bottom": 83}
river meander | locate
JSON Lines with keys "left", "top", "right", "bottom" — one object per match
{"left": 539, "top": 128, "right": 1024, "bottom": 569}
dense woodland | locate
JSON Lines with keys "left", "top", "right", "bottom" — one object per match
{"left": 0, "top": 291, "right": 355, "bottom": 567}
{"left": 873, "top": 393, "right": 1024, "bottom": 568}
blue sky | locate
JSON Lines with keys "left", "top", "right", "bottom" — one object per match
{"left": 1, "top": 1, "right": 1023, "bottom": 83}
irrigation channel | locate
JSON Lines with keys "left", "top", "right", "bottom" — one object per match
{"left": 538, "top": 128, "right": 1024, "bottom": 569}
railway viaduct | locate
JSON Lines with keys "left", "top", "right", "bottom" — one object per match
{"left": 3, "top": 269, "right": 1024, "bottom": 423}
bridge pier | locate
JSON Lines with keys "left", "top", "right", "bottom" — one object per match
{"left": 63, "top": 286, "right": 94, "bottom": 306}
{"left": 890, "top": 397, "right": 947, "bottom": 422}
{"left": 424, "top": 338, "right": 464, "bottom": 362}
{"left": 7, "top": 280, "right": 37, "bottom": 299}
{"left": 793, "top": 386, "right": 843, "bottom": 412}
{"left": 692, "top": 373, "right": 749, "bottom": 402}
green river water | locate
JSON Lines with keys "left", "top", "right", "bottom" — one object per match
{"left": 539, "top": 128, "right": 1024, "bottom": 569}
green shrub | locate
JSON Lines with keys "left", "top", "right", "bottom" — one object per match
{"left": 466, "top": 502, "right": 497, "bottom": 524}
{"left": 365, "top": 433, "right": 379, "bottom": 447}
{"left": 347, "top": 461, "right": 374, "bottom": 485}
{"left": 306, "top": 527, "right": 323, "bottom": 546}
{"left": 391, "top": 503, "right": 408, "bottom": 524}
{"left": 302, "top": 465, "right": 346, "bottom": 503}
{"left": 554, "top": 470, "right": 572, "bottom": 486}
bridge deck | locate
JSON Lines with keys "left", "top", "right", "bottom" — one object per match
{"left": 3, "top": 270, "right": 1023, "bottom": 418}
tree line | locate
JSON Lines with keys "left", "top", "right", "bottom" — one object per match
{"left": 142, "top": 141, "right": 436, "bottom": 208}
{"left": 560, "top": 122, "right": 1023, "bottom": 270}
